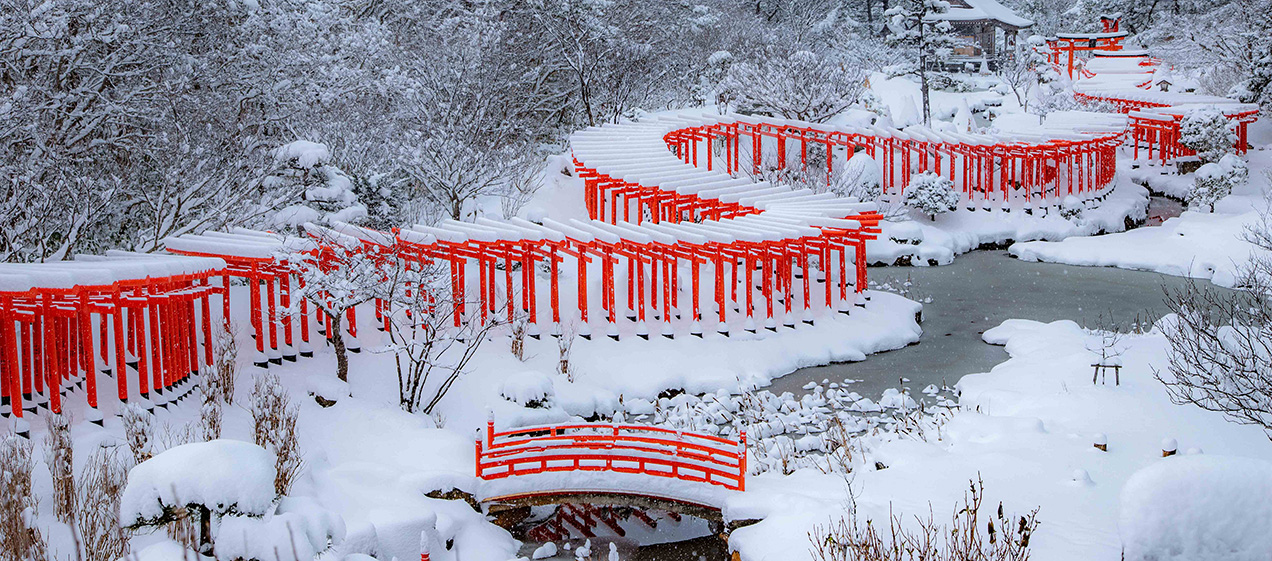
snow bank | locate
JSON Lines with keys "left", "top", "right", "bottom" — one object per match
{"left": 1011, "top": 208, "right": 1261, "bottom": 287}
{"left": 121, "top": 440, "right": 277, "bottom": 527}
{"left": 1120, "top": 455, "right": 1272, "bottom": 561}
{"left": 868, "top": 177, "right": 1148, "bottom": 266}
{"left": 217, "top": 497, "right": 347, "bottom": 561}
{"left": 1012, "top": 145, "right": 1272, "bottom": 287}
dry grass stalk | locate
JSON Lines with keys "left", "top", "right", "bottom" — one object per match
{"left": 75, "top": 449, "right": 130, "bottom": 561}
{"left": 44, "top": 413, "right": 75, "bottom": 524}
{"left": 121, "top": 403, "right": 154, "bottom": 465}
{"left": 213, "top": 324, "right": 239, "bottom": 405}
{"left": 557, "top": 325, "right": 576, "bottom": 381}
{"left": 0, "top": 434, "right": 48, "bottom": 561}
{"left": 158, "top": 421, "right": 199, "bottom": 451}
{"left": 200, "top": 378, "right": 224, "bottom": 441}
{"left": 510, "top": 319, "right": 527, "bottom": 361}
{"left": 252, "top": 371, "right": 303, "bottom": 496}
{"left": 164, "top": 503, "right": 199, "bottom": 553}
{"left": 809, "top": 478, "right": 1039, "bottom": 561}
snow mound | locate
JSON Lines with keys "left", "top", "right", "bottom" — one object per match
{"left": 216, "top": 497, "right": 346, "bottom": 561}
{"left": 1120, "top": 455, "right": 1272, "bottom": 561}
{"left": 132, "top": 540, "right": 195, "bottom": 561}
{"left": 121, "top": 440, "right": 277, "bottom": 527}
{"left": 499, "top": 371, "right": 555, "bottom": 407}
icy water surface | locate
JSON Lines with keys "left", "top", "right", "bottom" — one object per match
{"left": 768, "top": 249, "right": 1217, "bottom": 400}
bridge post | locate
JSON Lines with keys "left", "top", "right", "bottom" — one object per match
{"left": 738, "top": 430, "right": 747, "bottom": 491}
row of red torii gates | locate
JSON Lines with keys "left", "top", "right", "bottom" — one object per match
{"left": 0, "top": 86, "right": 1252, "bottom": 426}
{"left": 0, "top": 118, "right": 896, "bottom": 422}
{"left": 583, "top": 118, "right": 1123, "bottom": 224}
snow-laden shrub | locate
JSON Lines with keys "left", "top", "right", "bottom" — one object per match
{"left": 1218, "top": 153, "right": 1249, "bottom": 185}
{"left": 1120, "top": 455, "right": 1272, "bottom": 561}
{"left": 121, "top": 440, "right": 277, "bottom": 528}
{"left": 0, "top": 434, "right": 47, "bottom": 561}
{"left": 1059, "top": 195, "right": 1084, "bottom": 221}
{"left": 1180, "top": 106, "right": 1238, "bottom": 163}
{"left": 1188, "top": 156, "right": 1247, "bottom": 212}
{"left": 499, "top": 371, "right": 555, "bottom": 409}
{"left": 77, "top": 449, "right": 130, "bottom": 561}
{"left": 831, "top": 152, "right": 883, "bottom": 202}
{"left": 251, "top": 371, "right": 303, "bottom": 496}
{"left": 122, "top": 440, "right": 277, "bottom": 554}
{"left": 904, "top": 172, "right": 961, "bottom": 220}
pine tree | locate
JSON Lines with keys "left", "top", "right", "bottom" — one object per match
{"left": 267, "top": 141, "right": 367, "bottom": 233}
{"left": 1180, "top": 107, "right": 1238, "bottom": 163}
{"left": 884, "top": 0, "right": 960, "bottom": 125}
{"left": 904, "top": 172, "right": 962, "bottom": 220}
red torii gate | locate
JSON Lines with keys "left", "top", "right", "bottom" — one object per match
{"left": 1045, "top": 30, "right": 1128, "bottom": 79}
{"left": 164, "top": 230, "right": 319, "bottom": 368}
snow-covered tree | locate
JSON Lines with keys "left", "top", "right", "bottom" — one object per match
{"left": 884, "top": 0, "right": 960, "bottom": 125}
{"left": 1160, "top": 203, "right": 1272, "bottom": 436}
{"left": 269, "top": 142, "right": 366, "bottom": 234}
{"left": 121, "top": 440, "right": 277, "bottom": 555}
{"left": 371, "top": 258, "right": 500, "bottom": 414}
{"left": 1189, "top": 155, "right": 1248, "bottom": 212}
{"left": 280, "top": 226, "right": 386, "bottom": 382}
{"left": 904, "top": 172, "right": 962, "bottom": 220}
{"left": 720, "top": 50, "right": 867, "bottom": 122}
{"left": 1180, "top": 107, "right": 1239, "bottom": 163}
{"left": 999, "top": 35, "right": 1060, "bottom": 114}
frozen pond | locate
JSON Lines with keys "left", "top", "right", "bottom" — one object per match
{"left": 767, "top": 249, "right": 1222, "bottom": 400}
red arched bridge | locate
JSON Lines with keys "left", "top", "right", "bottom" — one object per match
{"left": 474, "top": 421, "right": 746, "bottom": 518}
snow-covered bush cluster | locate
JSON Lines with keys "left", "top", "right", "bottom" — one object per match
{"left": 610, "top": 382, "right": 954, "bottom": 476}
{"left": 1189, "top": 155, "right": 1248, "bottom": 212}
{"left": 904, "top": 172, "right": 962, "bottom": 220}
{"left": 1180, "top": 106, "right": 1239, "bottom": 163}
{"left": 500, "top": 372, "right": 556, "bottom": 409}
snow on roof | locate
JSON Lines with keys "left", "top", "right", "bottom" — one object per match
{"left": 933, "top": 0, "right": 1034, "bottom": 28}
{"left": 121, "top": 440, "right": 277, "bottom": 527}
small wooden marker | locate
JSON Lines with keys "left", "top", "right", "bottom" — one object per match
{"left": 1093, "top": 433, "right": 1107, "bottom": 452}
{"left": 1161, "top": 438, "right": 1177, "bottom": 457}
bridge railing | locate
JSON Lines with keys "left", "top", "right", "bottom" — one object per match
{"left": 475, "top": 421, "right": 747, "bottom": 492}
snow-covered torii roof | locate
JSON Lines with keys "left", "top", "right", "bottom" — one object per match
{"left": 927, "top": 0, "right": 1034, "bottom": 29}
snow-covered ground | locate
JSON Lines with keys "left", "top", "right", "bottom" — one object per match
{"left": 1011, "top": 126, "right": 1272, "bottom": 287}
{"left": 727, "top": 319, "right": 1272, "bottom": 561}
